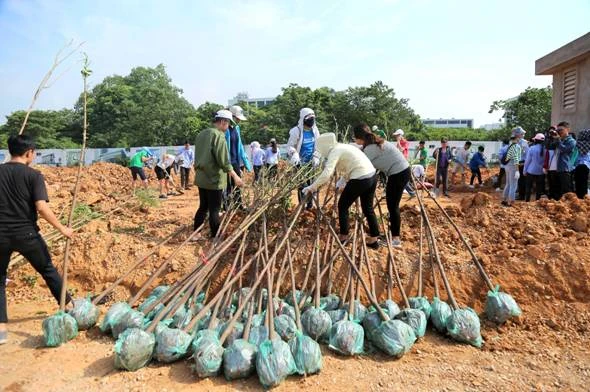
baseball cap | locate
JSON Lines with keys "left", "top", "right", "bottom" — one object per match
{"left": 393, "top": 129, "right": 404, "bottom": 136}
{"left": 229, "top": 105, "right": 247, "bottom": 121}
{"left": 374, "top": 129, "right": 386, "bottom": 139}
{"left": 512, "top": 126, "right": 526, "bottom": 137}
{"left": 533, "top": 133, "right": 545, "bottom": 141}
{"left": 215, "top": 109, "right": 233, "bottom": 122}
{"left": 372, "top": 125, "right": 378, "bottom": 131}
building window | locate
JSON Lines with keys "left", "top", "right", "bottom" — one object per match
{"left": 563, "top": 67, "right": 577, "bottom": 111}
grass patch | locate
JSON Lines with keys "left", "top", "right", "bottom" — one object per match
{"left": 21, "top": 275, "right": 38, "bottom": 288}
{"left": 134, "top": 188, "right": 160, "bottom": 209}
{"left": 61, "top": 203, "right": 101, "bottom": 225}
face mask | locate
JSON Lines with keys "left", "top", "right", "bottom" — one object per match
{"left": 303, "top": 117, "right": 315, "bottom": 128}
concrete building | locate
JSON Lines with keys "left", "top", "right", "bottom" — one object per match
{"left": 536, "top": 32, "right": 590, "bottom": 132}
{"left": 228, "top": 92, "right": 275, "bottom": 108}
{"left": 422, "top": 118, "right": 474, "bottom": 128}
{"left": 481, "top": 122, "right": 504, "bottom": 131}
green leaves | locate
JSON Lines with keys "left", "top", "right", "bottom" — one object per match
{"left": 489, "top": 86, "right": 552, "bottom": 136}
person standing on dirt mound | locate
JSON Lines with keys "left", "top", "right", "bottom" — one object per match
{"left": 512, "top": 127, "right": 529, "bottom": 200}
{"left": 225, "top": 105, "right": 252, "bottom": 209}
{"left": 433, "top": 138, "right": 452, "bottom": 197}
{"left": 548, "top": 122, "right": 576, "bottom": 200}
{"left": 129, "top": 147, "right": 152, "bottom": 191}
{"left": 468, "top": 145, "right": 487, "bottom": 188}
{"left": 0, "top": 135, "right": 74, "bottom": 345}
{"left": 523, "top": 133, "right": 546, "bottom": 202}
{"left": 177, "top": 141, "right": 194, "bottom": 190}
{"left": 193, "top": 110, "right": 244, "bottom": 238}
{"left": 302, "top": 132, "right": 381, "bottom": 249}
{"left": 501, "top": 133, "right": 522, "bottom": 207}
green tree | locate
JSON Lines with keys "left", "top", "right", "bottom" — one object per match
{"left": 0, "top": 109, "right": 80, "bottom": 148}
{"left": 489, "top": 86, "right": 552, "bottom": 138}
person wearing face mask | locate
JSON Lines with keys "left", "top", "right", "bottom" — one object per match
{"left": 302, "top": 133, "right": 380, "bottom": 248}
{"left": 288, "top": 108, "right": 321, "bottom": 209}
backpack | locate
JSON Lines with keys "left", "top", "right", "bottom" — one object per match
{"left": 500, "top": 144, "right": 515, "bottom": 165}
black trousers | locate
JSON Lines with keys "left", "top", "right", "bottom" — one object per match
{"left": 338, "top": 175, "right": 380, "bottom": 237}
{"left": 265, "top": 164, "right": 278, "bottom": 180}
{"left": 547, "top": 171, "right": 559, "bottom": 200}
{"left": 470, "top": 168, "right": 482, "bottom": 185}
{"left": 194, "top": 188, "right": 223, "bottom": 238}
{"left": 225, "top": 163, "right": 243, "bottom": 209}
{"left": 435, "top": 166, "right": 449, "bottom": 195}
{"left": 555, "top": 171, "right": 571, "bottom": 200}
{"left": 297, "top": 164, "right": 314, "bottom": 209}
{"left": 0, "top": 231, "right": 71, "bottom": 323}
{"left": 180, "top": 167, "right": 191, "bottom": 188}
{"left": 524, "top": 174, "right": 545, "bottom": 201}
{"left": 497, "top": 167, "right": 505, "bottom": 188}
{"left": 386, "top": 168, "right": 410, "bottom": 237}
{"left": 574, "top": 165, "right": 589, "bottom": 199}
{"left": 253, "top": 165, "right": 262, "bottom": 183}
{"left": 517, "top": 164, "right": 525, "bottom": 200}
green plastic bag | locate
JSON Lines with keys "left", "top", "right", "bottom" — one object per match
{"left": 170, "top": 305, "right": 193, "bottom": 330}
{"left": 277, "top": 302, "right": 296, "bottom": 321}
{"left": 328, "top": 320, "right": 364, "bottom": 356}
{"left": 216, "top": 321, "right": 244, "bottom": 348}
{"left": 289, "top": 331, "right": 322, "bottom": 375}
{"left": 100, "top": 302, "right": 131, "bottom": 334}
{"left": 371, "top": 319, "right": 416, "bottom": 357}
{"left": 154, "top": 325, "right": 193, "bottom": 363}
{"left": 248, "top": 325, "right": 269, "bottom": 347}
{"left": 485, "top": 286, "right": 522, "bottom": 324}
{"left": 223, "top": 338, "right": 257, "bottom": 380}
{"left": 361, "top": 310, "right": 382, "bottom": 341}
{"left": 319, "top": 294, "right": 341, "bottom": 311}
{"left": 395, "top": 309, "right": 427, "bottom": 338}
{"left": 112, "top": 309, "right": 145, "bottom": 339}
{"left": 114, "top": 328, "right": 155, "bottom": 371}
{"left": 274, "top": 314, "right": 297, "bottom": 341}
{"left": 430, "top": 297, "right": 452, "bottom": 333}
{"left": 192, "top": 329, "right": 224, "bottom": 377}
{"left": 43, "top": 311, "right": 78, "bottom": 347}
{"left": 409, "top": 296, "right": 432, "bottom": 320}
{"left": 149, "top": 285, "right": 170, "bottom": 299}
{"left": 256, "top": 338, "right": 297, "bottom": 389}
{"left": 69, "top": 297, "right": 99, "bottom": 331}
{"left": 301, "top": 307, "right": 332, "bottom": 341}
{"left": 446, "top": 308, "right": 483, "bottom": 348}
{"left": 341, "top": 300, "right": 367, "bottom": 323}
{"left": 380, "top": 299, "right": 401, "bottom": 318}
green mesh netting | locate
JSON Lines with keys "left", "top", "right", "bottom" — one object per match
{"left": 68, "top": 297, "right": 99, "bottom": 331}
{"left": 216, "top": 321, "right": 244, "bottom": 348}
{"left": 319, "top": 294, "right": 341, "bottom": 311}
{"left": 277, "top": 302, "right": 296, "bottom": 321}
{"left": 409, "top": 296, "right": 432, "bottom": 320}
{"left": 341, "top": 300, "right": 368, "bottom": 323}
{"left": 395, "top": 309, "right": 427, "bottom": 338}
{"left": 43, "top": 311, "right": 78, "bottom": 347}
{"left": 170, "top": 305, "right": 193, "bottom": 330}
{"left": 446, "top": 308, "right": 483, "bottom": 348}
{"left": 371, "top": 319, "right": 416, "bottom": 358}
{"left": 223, "top": 338, "right": 257, "bottom": 380}
{"left": 100, "top": 302, "right": 131, "bottom": 334}
{"left": 114, "top": 328, "right": 155, "bottom": 371}
{"left": 289, "top": 331, "right": 322, "bottom": 375}
{"left": 154, "top": 326, "right": 193, "bottom": 363}
{"left": 274, "top": 314, "right": 297, "bottom": 341}
{"left": 256, "top": 338, "right": 297, "bottom": 389}
{"left": 192, "top": 329, "right": 224, "bottom": 378}
{"left": 248, "top": 325, "right": 269, "bottom": 347}
{"left": 328, "top": 320, "right": 364, "bottom": 356}
{"left": 361, "top": 310, "right": 382, "bottom": 341}
{"left": 485, "top": 286, "right": 522, "bottom": 324}
{"left": 301, "top": 307, "right": 332, "bottom": 341}
{"left": 112, "top": 309, "right": 145, "bottom": 339}
{"left": 430, "top": 297, "right": 452, "bottom": 333}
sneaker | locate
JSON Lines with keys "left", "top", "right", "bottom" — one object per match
{"left": 468, "top": 185, "right": 474, "bottom": 189}
{"left": 366, "top": 240, "right": 380, "bottom": 250}
{"left": 391, "top": 239, "right": 402, "bottom": 248}
{"left": 159, "top": 194, "right": 168, "bottom": 199}
{"left": 0, "top": 330, "right": 7, "bottom": 345}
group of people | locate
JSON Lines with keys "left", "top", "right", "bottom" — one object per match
{"left": 496, "top": 122, "right": 589, "bottom": 206}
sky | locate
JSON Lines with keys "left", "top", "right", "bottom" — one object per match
{"left": 1, "top": 0, "right": 589, "bottom": 127}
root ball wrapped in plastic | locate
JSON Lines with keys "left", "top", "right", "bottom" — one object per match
{"left": 328, "top": 320, "right": 364, "bottom": 356}
{"left": 100, "top": 302, "right": 131, "bottom": 334}
{"left": 395, "top": 308, "right": 427, "bottom": 338}
{"left": 430, "top": 297, "right": 452, "bottom": 333}
{"left": 256, "top": 338, "right": 297, "bottom": 389}
{"left": 216, "top": 321, "right": 244, "bottom": 348}
{"left": 341, "top": 300, "right": 367, "bottom": 323}
{"left": 408, "top": 296, "right": 432, "bottom": 320}
{"left": 146, "top": 303, "right": 165, "bottom": 321}
{"left": 248, "top": 325, "right": 269, "bottom": 347}
{"left": 149, "top": 285, "right": 170, "bottom": 298}
{"left": 43, "top": 311, "right": 78, "bottom": 347}
{"left": 192, "top": 329, "right": 224, "bottom": 377}
{"left": 251, "top": 311, "right": 266, "bottom": 327}
{"left": 112, "top": 309, "right": 145, "bottom": 339}
{"left": 154, "top": 326, "right": 193, "bottom": 363}
{"left": 114, "top": 328, "right": 155, "bottom": 371}
{"left": 231, "top": 287, "right": 251, "bottom": 307}
{"left": 371, "top": 319, "right": 416, "bottom": 357}
{"left": 446, "top": 308, "right": 483, "bottom": 348}
{"left": 380, "top": 299, "right": 401, "bottom": 319}
{"left": 285, "top": 290, "right": 310, "bottom": 308}
{"left": 277, "top": 302, "right": 296, "bottom": 321}
{"left": 170, "top": 305, "right": 193, "bottom": 330}
{"left": 361, "top": 310, "right": 382, "bottom": 341}
{"left": 274, "top": 314, "right": 297, "bottom": 341}
{"left": 301, "top": 307, "right": 332, "bottom": 341}
{"left": 319, "top": 294, "right": 341, "bottom": 311}
{"left": 68, "top": 297, "right": 99, "bottom": 330}
{"left": 223, "top": 338, "right": 257, "bottom": 380}
{"left": 485, "top": 286, "right": 522, "bottom": 324}
{"left": 289, "top": 331, "right": 322, "bottom": 375}
{"left": 327, "top": 309, "right": 348, "bottom": 324}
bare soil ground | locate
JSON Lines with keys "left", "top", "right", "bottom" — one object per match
{"left": 1, "top": 163, "right": 589, "bottom": 392}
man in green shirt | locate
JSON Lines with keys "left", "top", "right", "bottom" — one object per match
{"left": 129, "top": 147, "right": 153, "bottom": 191}
{"left": 193, "top": 110, "right": 243, "bottom": 238}
{"left": 415, "top": 140, "right": 428, "bottom": 166}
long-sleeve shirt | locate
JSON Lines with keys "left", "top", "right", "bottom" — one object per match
{"left": 224, "top": 125, "right": 252, "bottom": 171}
{"left": 469, "top": 152, "right": 486, "bottom": 171}
{"left": 498, "top": 144, "right": 509, "bottom": 168}
{"left": 556, "top": 135, "right": 576, "bottom": 173}
{"left": 265, "top": 148, "right": 280, "bottom": 165}
{"left": 363, "top": 142, "right": 409, "bottom": 177}
{"left": 518, "top": 139, "right": 529, "bottom": 163}
{"left": 251, "top": 148, "right": 265, "bottom": 166}
{"left": 576, "top": 152, "right": 590, "bottom": 170}
{"left": 194, "top": 128, "right": 233, "bottom": 190}
{"left": 523, "top": 144, "right": 545, "bottom": 175}
{"left": 309, "top": 143, "right": 375, "bottom": 191}
{"left": 177, "top": 148, "right": 194, "bottom": 169}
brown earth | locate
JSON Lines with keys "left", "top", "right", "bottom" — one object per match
{"left": 1, "top": 163, "right": 590, "bottom": 391}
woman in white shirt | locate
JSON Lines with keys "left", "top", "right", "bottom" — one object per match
{"left": 265, "top": 138, "right": 280, "bottom": 180}
{"left": 250, "top": 141, "right": 265, "bottom": 183}
{"left": 155, "top": 153, "right": 176, "bottom": 199}
{"left": 303, "top": 133, "right": 380, "bottom": 248}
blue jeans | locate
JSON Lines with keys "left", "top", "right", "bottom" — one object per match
{"left": 503, "top": 165, "right": 518, "bottom": 202}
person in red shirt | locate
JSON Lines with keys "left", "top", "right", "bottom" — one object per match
{"left": 393, "top": 129, "right": 409, "bottom": 159}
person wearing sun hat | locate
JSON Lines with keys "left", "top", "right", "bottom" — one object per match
{"left": 523, "top": 133, "right": 546, "bottom": 201}
{"left": 512, "top": 126, "right": 529, "bottom": 200}
{"left": 393, "top": 129, "right": 409, "bottom": 159}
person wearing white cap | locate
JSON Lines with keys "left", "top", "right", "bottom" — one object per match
{"left": 226, "top": 105, "right": 252, "bottom": 208}
{"left": 302, "top": 133, "right": 380, "bottom": 248}
{"left": 250, "top": 141, "right": 265, "bottom": 183}
{"left": 265, "top": 138, "right": 280, "bottom": 179}
{"left": 523, "top": 133, "right": 546, "bottom": 201}
{"left": 512, "top": 126, "right": 529, "bottom": 200}
{"left": 393, "top": 129, "right": 409, "bottom": 159}
{"left": 288, "top": 107, "right": 321, "bottom": 208}
{"left": 193, "top": 110, "right": 244, "bottom": 238}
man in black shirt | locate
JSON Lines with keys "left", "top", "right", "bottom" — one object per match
{"left": 0, "top": 135, "right": 73, "bottom": 345}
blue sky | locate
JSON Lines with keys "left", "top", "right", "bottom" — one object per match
{"left": 1, "top": 0, "right": 589, "bottom": 127}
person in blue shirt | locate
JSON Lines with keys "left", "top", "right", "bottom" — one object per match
{"left": 547, "top": 121, "right": 577, "bottom": 200}
{"left": 573, "top": 128, "right": 590, "bottom": 199}
{"left": 250, "top": 141, "right": 265, "bottom": 183}
{"left": 523, "top": 133, "right": 546, "bottom": 201}
{"left": 176, "top": 141, "right": 194, "bottom": 190}
{"left": 226, "top": 105, "right": 252, "bottom": 208}
{"left": 468, "top": 145, "right": 487, "bottom": 187}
